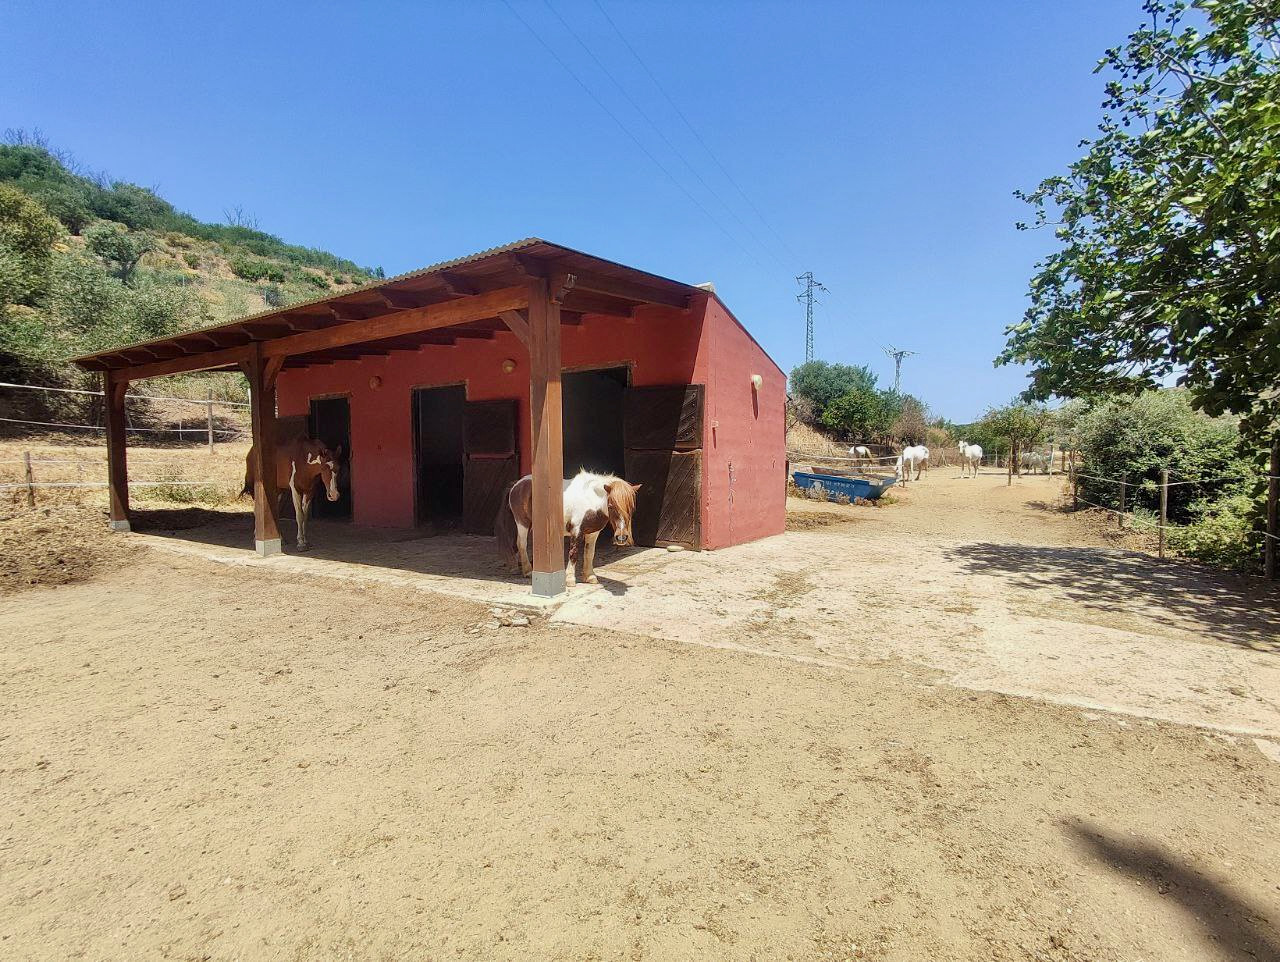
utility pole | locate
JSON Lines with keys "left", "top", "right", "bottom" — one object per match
{"left": 795, "top": 272, "right": 827, "bottom": 363}
{"left": 883, "top": 344, "right": 917, "bottom": 394}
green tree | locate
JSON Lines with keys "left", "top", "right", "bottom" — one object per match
{"left": 821, "top": 384, "right": 893, "bottom": 438}
{"left": 0, "top": 184, "right": 60, "bottom": 308}
{"left": 85, "top": 221, "right": 155, "bottom": 284}
{"left": 789, "top": 360, "right": 880, "bottom": 421}
{"left": 999, "top": 0, "right": 1280, "bottom": 443}
{"left": 980, "top": 401, "right": 1050, "bottom": 474}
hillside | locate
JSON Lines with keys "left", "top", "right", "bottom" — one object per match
{"left": 0, "top": 131, "right": 381, "bottom": 399}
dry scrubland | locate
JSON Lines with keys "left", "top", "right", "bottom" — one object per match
{"left": 0, "top": 439, "right": 1278, "bottom": 960}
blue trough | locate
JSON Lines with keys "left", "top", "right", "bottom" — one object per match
{"left": 791, "top": 470, "right": 898, "bottom": 501}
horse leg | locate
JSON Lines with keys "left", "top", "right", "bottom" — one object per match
{"left": 565, "top": 533, "right": 580, "bottom": 587}
{"left": 290, "top": 483, "right": 308, "bottom": 550}
{"left": 583, "top": 531, "right": 601, "bottom": 584}
{"left": 514, "top": 520, "right": 531, "bottom": 576}
{"left": 300, "top": 492, "right": 313, "bottom": 548}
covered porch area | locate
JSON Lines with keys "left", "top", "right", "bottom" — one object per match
{"left": 71, "top": 240, "right": 699, "bottom": 597}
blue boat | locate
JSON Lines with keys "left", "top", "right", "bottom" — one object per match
{"left": 791, "top": 470, "right": 897, "bottom": 501}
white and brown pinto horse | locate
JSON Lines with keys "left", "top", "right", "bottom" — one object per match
{"left": 242, "top": 438, "right": 342, "bottom": 550}
{"left": 499, "top": 470, "right": 642, "bottom": 585}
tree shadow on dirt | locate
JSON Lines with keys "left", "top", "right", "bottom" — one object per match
{"left": 946, "top": 542, "right": 1280, "bottom": 651}
{"left": 1067, "top": 822, "right": 1280, "bottom": 961}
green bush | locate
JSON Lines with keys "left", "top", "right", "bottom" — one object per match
{"left": 85, "top": 221, "right": 155, "bottom": 284}
{"left": 0, "top": 184, "right": 60, "bottom": 307}
{"left": 1073, "top": 390, "right": 1244, "bottom": 523}
{"left": 300, "top": 271, "right": 329, "bottom": 290}
{"left": 182, "top": 251, "right": 200, "bottom": 269}
{"left": 1168, "top": 492, "right": 1260, "bottom": 571}
{"left": 229, "top": 255, "right": 284, "bottom": 283}
{"left": 261, "top": 283, "right": 285, "bottom": 307}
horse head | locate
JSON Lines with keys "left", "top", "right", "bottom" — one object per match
{"left": 604, "top": 479, "right": 642, "bottom": 546}
{"left": 306, "top": 443, "right": 343, "bottom": 502}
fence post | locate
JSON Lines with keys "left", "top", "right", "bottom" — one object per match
{"left": 206, "top": 390, "right": 215, "bottom": 454}
{"left": 23, "top": 450, "right": 35, "bottom": 507}
{"left": 1070, "top": 452, "right": 1078, "bottom": 511}
{"left": 1267, "top": 434, "right": 1279, "bottom": 579}
{"left": 1118, "top": 480, "right": 1126, "bottom": 528}
{"left": 1049, "top": 443, "right": 1056, "bottom": 477}
{"left": 1158, "top": 467, "right": 1169, "bottom": 560}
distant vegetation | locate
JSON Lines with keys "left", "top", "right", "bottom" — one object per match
{"left": 787, "top": 360, "right": 941, "bottom": 447}
{"left": 0, "top": 129, "right": 381, "bottom": 397}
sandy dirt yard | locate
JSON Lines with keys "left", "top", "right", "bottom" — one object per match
{"left": 1, "top": 469, "right": 1279, "bottom": 961}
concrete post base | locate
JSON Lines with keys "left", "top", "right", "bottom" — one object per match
{"left": 108, "top": 519, "right": 131, "bottom": 532}
{"left": 531, "top": 569, "right": 566, "bottom": 598}
{"left": 255, "top": 538, "right": 283, "bottom": 557}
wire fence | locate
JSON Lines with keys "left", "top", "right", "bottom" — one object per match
{"left": 0, "top": 381, "right": 250, "bottom": 444}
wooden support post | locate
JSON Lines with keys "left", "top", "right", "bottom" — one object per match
{"left": 206, "top": 390, "right": 215, "bottom": 454}
{"left": 1158, "top": 467, "right": 1169, "bottom": 560}
{"left": 104, "top": 373, "right": 131, "bottom": 531}
{"left": 1267, "top": 435, "right": 1279, "bottom": 579}
{"left": 1070, "top": 452, "right": 1078, "bottom": 511}
{"left": 23, "top": 450, "right": 35, "bottom": 507}
{"left": 527, "top": 278, "right": 565, "bottom": 597}
{"left": 1118, "top": 480, "right": 1126, "bottom": 528}
{"left": 244, "top": 343, "right": 282, "bottom": 556}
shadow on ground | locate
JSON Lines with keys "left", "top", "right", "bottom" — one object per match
{"left": 947, "top": 542, "right": 1280, "bottom": 651}
{"left": 127, "top": 507, "right": 635, "bottom": 591}
{"left": 1067, "top": 822, "right": 1280, "bottom": 962}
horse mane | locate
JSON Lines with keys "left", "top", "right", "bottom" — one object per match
{"left": 606, "top": 477, "right": 638, "bottom": 516}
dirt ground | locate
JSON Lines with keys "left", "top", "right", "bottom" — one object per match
{"left": 1, "top": 469, "right": 1279, "bottom": 960}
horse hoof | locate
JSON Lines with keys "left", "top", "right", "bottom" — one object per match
{"left": 296, "top": 543, "right": 311, "bottom": 552}
{"left": 585, "top": 575, "right": 598, "bottom": 584}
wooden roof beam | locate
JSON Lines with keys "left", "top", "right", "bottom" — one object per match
{"left": 261, "top": 285, "right": 528, "bottom": 361}
{"left": 561, "top": 290, "right": 636, "bottom": 318}
{"left": 572, "top": 271, "right": 689, "bottom": 310}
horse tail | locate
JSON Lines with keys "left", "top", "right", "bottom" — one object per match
{"left": 241, "top": 446, "right": 255, "bottom": 498}
{"left": 493, "top": 480, "right": 519, "bottom": 565}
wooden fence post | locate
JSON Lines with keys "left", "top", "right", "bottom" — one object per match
{"left": 23, "top": 451, "right": 35, "bottom": 507}
{"left": 206, "top": 390, "right": 215, "bottom": 454}
{"left": 1070, "top": 452, "right": 1078, "bottom": 511}
{"left": 1158, "top": 468, "right": 1169, "bottom": 559}
{"left": 1118, "top": 480, "right": 1126, "bottom": 528}
{"left": 1266, "top": 434, "right": 1279, "bottom": 579}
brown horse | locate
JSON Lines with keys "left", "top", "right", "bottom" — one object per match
{"left": 496, "top": 470, "right": 642, "bottom": 585}
{"left": 242, "top": 438, "right": 342, "bottom": 550}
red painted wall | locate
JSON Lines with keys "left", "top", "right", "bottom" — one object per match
{"left": 699, "top": 297, "right": 788, "bottom": 549}
{"left": 276, "top": 304, "right": 709, "bottom": 529}
{"left": 276, "top": 295, "right": 785, "bottom": 548}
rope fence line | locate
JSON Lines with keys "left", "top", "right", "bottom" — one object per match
{"left": 0, "top": 415, "right": 244, "bottom": 437}
{"left": 1, "top": 480, "right": 231, "bottom": 491}
{"left": 0, "top": 381, "right": 249, "bottom": 407}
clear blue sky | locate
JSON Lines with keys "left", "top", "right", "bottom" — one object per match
{"left": 2, "top": 0, "right": 1142, "bottom": 421}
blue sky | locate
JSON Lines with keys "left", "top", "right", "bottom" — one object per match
{"left": 2, "top": 0, "right": 1142, "bottom": 421}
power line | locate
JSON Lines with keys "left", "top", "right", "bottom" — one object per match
{"left": 796, "top": 272, "right": 827, "bottom": 363}
{"left": 498, "top": 0, "right": 767, "bottom": 271}
{"left": 589, "top": 0, "right": 802, "bottom": 266}
{"left": 542, "top": 0, "right": 783, "bottom": 273}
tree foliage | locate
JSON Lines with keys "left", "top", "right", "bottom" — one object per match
{"left": 85, "top": 221, "right": 155, "bottom": 284}
{"left": 999, "top": 0, "right": 1280, "bottom": 443}
{"left": 0, "top": 184, "right": 60, "bottom": 307}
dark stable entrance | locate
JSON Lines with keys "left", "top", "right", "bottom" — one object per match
{"left": 562, "top": 366, "right": 627, "bottom": 478}
{"left": 413, "top": 385, "right": 466, "bottom": 529}
{"left": 307, "top": 396, "right": 352, "bottom": 519}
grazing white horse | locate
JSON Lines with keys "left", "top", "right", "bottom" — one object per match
{"left": 896, "top": 444, "right": 929, "bottom": 483}
{"left": 958, "top": 440, "right": 983, "bottom": 478}
{"left": 848, "top": 444, "right": 872, "bottom": 466}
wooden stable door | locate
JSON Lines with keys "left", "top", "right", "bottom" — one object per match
{"left": 623, "top": 384, "right": 703, "bottom": 549}
{"left": 462, "top": 399, "right": 520, "bottom": 535}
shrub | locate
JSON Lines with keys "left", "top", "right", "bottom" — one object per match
{"left": 85, "top": 221, "right": 155, "bottom": 284}
{"left": 261, "top": 283, "right": 285, "bottom": 307}
{"left": 1073, "top": 390, "right": 1244, "bottom": 522}
{"left": 229, "top": 255, "right": 284, "bottom": 283}
{"left": 1168, "top": 492, "right": 1260, "bottom": 571}
{"left": 300, "top": 271, "right": 329, "bottom": 290}
{"left": 182, "top": 251, "right": 200, "bottom": 269}
{"left": 0, "top": 184, "right": 60, "bottom": 307}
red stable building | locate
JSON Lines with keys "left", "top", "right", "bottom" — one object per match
{"left": 73, "top": 239, "right": 786, "bottom": 596}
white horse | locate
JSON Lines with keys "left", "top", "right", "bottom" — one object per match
{"left": 896, "top": 444, "right": 929, "bottom": 483}
{"left": 848, "top": 444, "right": 872, "bottom": 466}
{"left": 958, "top": 440, "right": 983, "bottom": 478}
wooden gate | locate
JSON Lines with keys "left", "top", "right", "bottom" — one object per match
{"left": 623, "top": 385, "right": 703, "bottom": 548}
{"left": 462, "top": 399, "right": 519, "bottom": 535}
